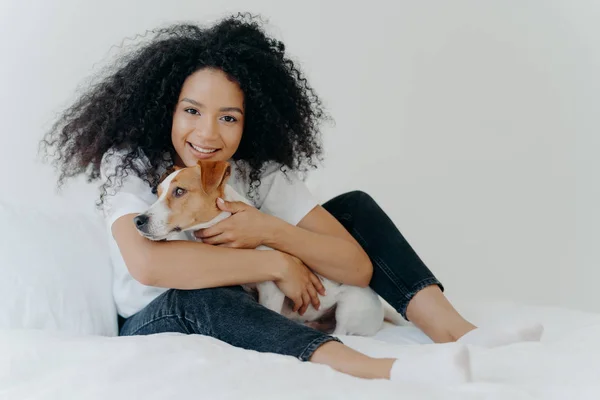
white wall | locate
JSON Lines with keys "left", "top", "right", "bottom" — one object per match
{"left": 0, "top": 1, "right": 596, "bottom": 311}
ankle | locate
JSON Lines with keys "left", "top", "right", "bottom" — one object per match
{"left": 336, "top": 356, "right": 395, "bottom": 380}
{"left": 368, "top": 358, "right": 396, "bottom": 380}
{"left": 449, "top": 322, "right": 478, "bottom": 342}
{"left": 310, "top": 341, "right": 396, "bottom": 380}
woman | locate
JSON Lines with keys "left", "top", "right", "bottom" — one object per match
{"left": 42, "top": 13, "right": 542, "bottom": 383}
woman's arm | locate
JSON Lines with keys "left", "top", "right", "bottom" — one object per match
{"left": 198, "top": 202, "right": 373, "bottom": 287}
{"left": 112, "top": 213, "right": 325, "bottom": 314}
{"left": 113, "top": 214, "right": 282, "bottom": 289}
{"left": 264, "top": 206, "right": 373, "bottom": 287}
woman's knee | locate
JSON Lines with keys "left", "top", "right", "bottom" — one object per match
{"left": 346, "top": 190, "right": 373, "bottom": 202}
{"left": 339, "top": 190, "right": 379, "bottom": 211}
{"left": 324, "top": 190, "right": 381, "bottom": 222}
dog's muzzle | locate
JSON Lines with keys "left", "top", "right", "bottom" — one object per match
{"left": 133, "top": 214, "right": 150, "bottom": 234}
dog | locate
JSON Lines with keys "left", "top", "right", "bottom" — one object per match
{"left": 133, "top": 160, "right": 403, "bottom": 336}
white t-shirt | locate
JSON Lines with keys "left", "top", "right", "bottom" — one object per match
{"left": 100, "top": 149, "right": 319, "bottom": 318}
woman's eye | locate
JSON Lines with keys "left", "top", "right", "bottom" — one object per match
{"left": 221, "top": 115, "right": 237, "bottom": 123}
{"left": 173, "top": 187, "right": 187, "bottom": 197}
{"left": 185, "top": 108, "right": 199, "bottom": 115}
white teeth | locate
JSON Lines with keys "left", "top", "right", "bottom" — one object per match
{"left": 190, "top": 143, "right": 218, "bottom": 153}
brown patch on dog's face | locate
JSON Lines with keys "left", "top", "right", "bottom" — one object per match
{"left": 162, "top": 161, "right": 231, "bottom": 231}
{"left": 156, "top": 165, "right": 182, "bottom": 197}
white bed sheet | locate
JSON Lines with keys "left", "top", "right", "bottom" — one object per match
{"left": 1, "top": 301, "right": 599, "bottom": 400}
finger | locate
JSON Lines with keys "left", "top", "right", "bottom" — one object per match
{"left": 292, "top": 296, "right": 302, "bottom": 312}
{"left": 307, "top": 284, "right": 320, "bottom": 310}
{"left": 202, "top": 234, "right": 228, "bottom": 245}
{"left": 220, "top": 240, "right": 242, "bottom": 248}
{"left": 216, "top": 198, "right": 230, "bottom": 212}
{"left": 299, "top": 292, "right": 310, "bottom": 316}
{"left": 196, "top": 224, "right": 224, "bottom": 239}
{"left": 217, "top": 198, "right": 248, "bottom": 214}
{"left": 310, "top": 273, "right": 326, "bottom": 296}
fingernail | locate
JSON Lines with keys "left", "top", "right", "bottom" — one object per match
{"left": 217, "top": 197, "right": 225, "bottom": 204}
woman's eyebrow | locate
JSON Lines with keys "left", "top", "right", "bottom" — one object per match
{"left": 181, "top": 98, "right": 243, "bottom": 115}
{"left": 181, "top": 97, "right": 202, "bottom": 107}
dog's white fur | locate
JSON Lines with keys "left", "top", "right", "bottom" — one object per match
{"left": 138, "top": 170, "right": 403, "bottom": 336}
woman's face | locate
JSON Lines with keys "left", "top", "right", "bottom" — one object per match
{"left": 171, "top": 68, "right": 245, "bottom": 167}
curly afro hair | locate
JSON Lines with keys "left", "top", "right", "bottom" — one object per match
{"left": 41, "top": 13, "right": 329, "bottom": 205}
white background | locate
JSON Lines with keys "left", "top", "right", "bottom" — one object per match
{"left": 0, "top": 0, "right": 596, "bottom": 311}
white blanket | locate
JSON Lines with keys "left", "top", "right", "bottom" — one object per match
{"left": 2, "top": 302, "right": 599, "bottom": 400}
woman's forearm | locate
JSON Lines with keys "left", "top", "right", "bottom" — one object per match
{"left": 262, "top": 218, "right": 372, "bottom": 287}
{"left": 113, "top": 214, "right": 282, "bottom": 289}
{"left": 144, "top": 241, "right": 282, "bottom": 289}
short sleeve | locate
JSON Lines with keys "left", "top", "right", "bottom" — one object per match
{"left": 100, "top": 149, "right": 157, "bottom": 229}
{"left": 256, "top": 165, "right": 319, "bottom": 226}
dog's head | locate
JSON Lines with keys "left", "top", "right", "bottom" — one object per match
{"left": 134, "top": 160, "right": 231, "bottom": 240}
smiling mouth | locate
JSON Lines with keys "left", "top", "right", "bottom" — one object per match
{"left": 188, "top": 142, "right": 220, "bottom": 154}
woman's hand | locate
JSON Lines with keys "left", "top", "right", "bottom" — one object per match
{"left": 274, "top": 252, "right": 326, "bottom": 315}
{"left": 194, "top": 198, "right": 275, "bottom": 249}
{"left": 195, "top": 199, "right": 325, "bottom": 314}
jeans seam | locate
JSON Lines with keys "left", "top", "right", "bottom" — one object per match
{"left": 350, "top": 227, "right": 369, "bottom": 249}
{"left": 168, "top": 289, "right": 217, "bottom": 337}
{"left": 128, "top": 314, "right": 199, "bottom": 336}
{"left": 297, "top": 336, "right": 342, "bottom": 362}
{"left": 372, "top": 254, "right": 410, "bottom": 298}
{"left": 199, "top": 302, "right": 214, "bottom": 337}
{"left": 341, "top": 213, "right": 352, "bottom": 221}
{"left": 372, "top": 255, "right": 442, "bottom": 319}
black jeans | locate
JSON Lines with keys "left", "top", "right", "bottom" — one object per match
{"left": 120, "top": 191, "right": 443, "bottom": 361}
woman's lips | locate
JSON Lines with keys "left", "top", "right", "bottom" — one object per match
{"left": 187, "top": 142, "right": 221, "bottom": 159}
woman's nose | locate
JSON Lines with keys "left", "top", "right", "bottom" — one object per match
{"left": 195, "top": 118, "right": 218, "bottom": 139}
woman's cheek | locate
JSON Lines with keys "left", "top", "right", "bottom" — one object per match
{"left": 172, "top": 114, "right": 193, "bottom": 144}
{"left": 226, "top": 126, "right": 244, "bottom": 151}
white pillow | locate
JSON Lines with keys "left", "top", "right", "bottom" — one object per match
{"left": 0, "top": 201, "right": 117, "bottom": 336}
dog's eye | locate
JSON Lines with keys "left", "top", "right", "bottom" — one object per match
{"left": 173, "top": 187, "right": 187, "bottom": 198}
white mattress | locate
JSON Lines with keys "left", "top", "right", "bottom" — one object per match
{"left": 1, "top": 301, "right": 599, "bottom": 400}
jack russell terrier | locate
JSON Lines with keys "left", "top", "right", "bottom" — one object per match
{"left": 133, "top": 160, "right": 403, "bottom": 336}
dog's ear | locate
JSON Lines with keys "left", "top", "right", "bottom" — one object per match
{"left": 198, "top": 161, "right": 231, "bottom": 194}
{"left": 158, "top": 165, "right": 181, "bottom": 185}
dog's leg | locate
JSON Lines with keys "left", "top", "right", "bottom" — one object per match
{"left": 251, "top": 246, "right": 287, "bottom": 313}
{"left": 333, "top": 287, "right": 384, "bottom": 336}
{"left": 332, "top": 322, "right": 348, "bottom": 336}
{"left": 382, "top": 298, "right": 406, "bottom": 325}
{"left": 256, "top": 281, "right": 285, "bottom": 314}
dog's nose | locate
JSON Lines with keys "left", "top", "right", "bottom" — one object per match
{"left": 133, "top": 214, "right": 149, "bottom": 230}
